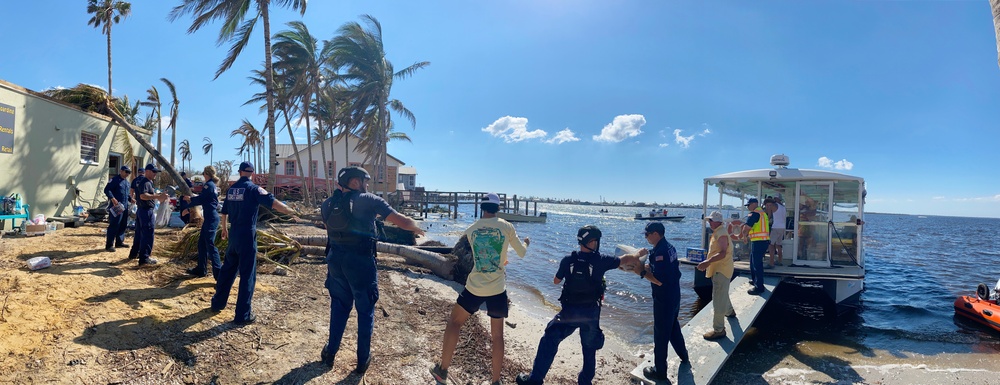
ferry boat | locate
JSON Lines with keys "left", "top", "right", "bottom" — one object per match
{"left": 688, "top": 154, "right": 867, "bottom": 310}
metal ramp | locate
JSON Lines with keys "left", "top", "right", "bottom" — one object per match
{"left": 630, "top": 275, "right": 782, "bottom": 385}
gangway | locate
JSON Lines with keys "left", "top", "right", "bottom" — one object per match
{"left": 630, "top": 275, "right": 782, "bottom": 384}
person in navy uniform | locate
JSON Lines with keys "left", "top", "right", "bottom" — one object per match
{"left": 639, "top": 221, "right": 689, "bottom": 382}
{"left": 320, "top": 166, "right": 425, "bottom": 373}
{"left": 131, "top": 164, "right": 168, "bottom": 266}
{"left": 212, "top": 161, "right": 298, "bottom": 325}
{"left": 180, "top": 171, "right": 194, "bottom": 188}
{"left": 103, "top": 165, "right": 132, "bottom": 252}
{"left": 516, "top": 225, "right": 651, "bottom": 385}
{"left": 126, "top": 168, "right": 144, "bottom": 260}
{"left": 181, "top": 165, "right": 222, "bottom": 278}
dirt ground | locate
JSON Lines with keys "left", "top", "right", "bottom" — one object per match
{"left": 0, "top": 222, "right": 640, "bottom": 385}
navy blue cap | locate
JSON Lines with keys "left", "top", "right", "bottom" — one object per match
{"left": 745, "top": 198, "right": 759, "bottom": 207}
{"left": 644, "top": 222, "right": 665, "bottom": 235}
{"left": 144, "top": 164, "right": 161, "bottom": 173}
{"left": 180, "top": 172, "right": 187, "bottom": 177}
{"left": 120, "top": 165, "right": 131, "bottom": 173}
{"left": 239, "top": 161, "right": 255, "bottom": 173}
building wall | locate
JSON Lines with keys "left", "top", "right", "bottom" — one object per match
{"left": 0, "top": 80, "right": 151, "bottom": 219}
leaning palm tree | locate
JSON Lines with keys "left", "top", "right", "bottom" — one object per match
{"left": 246, "top": 68, "right": 310, "bottom": 203}
{"left": 86, "top": 0, "right": 131, "bottom": 97}
{"left": 160, "top": 78, "right": 180, "bottom": 168}
{"left": 169, "top": 0, "right": 308, "bottom": 189}
{"left": 202, "top": 136, "right": 214, "bottom": 164}
{"left": 330, "top": 15, "right": 429, "bottom": 196}
{"left": 179, "top": 139, "right": 192, "bottom": 173}
{"left": 139, "top": 85, "right": 162, "bottom": 162}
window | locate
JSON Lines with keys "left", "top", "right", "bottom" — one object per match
{"left": 327, "top": 161, "right": 335, "bottom": 178}
{"left": 285, "top": 160, "right": 296, "bottom": 175}
{"left": 310, "top": 161, "right": 318, "bottom": 178}
{"left": 81, "top": 132, "right": 99, "bottom": 164}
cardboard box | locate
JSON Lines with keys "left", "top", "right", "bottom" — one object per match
{"left": 25, "top": 224, "right": 47, "bottom": 236}
{"left": 686, "top": 247, "right": 706, "bottom": 262}
{"left": 47, "top": 221, "right": 65, "bottom": 230}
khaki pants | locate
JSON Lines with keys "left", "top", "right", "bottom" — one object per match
{"left": 712, "top": 272, "right": 734, "bottom": 332}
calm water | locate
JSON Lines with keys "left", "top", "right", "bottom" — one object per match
{"left": 417, "top": 204, "right": 1000, "bottom": 379}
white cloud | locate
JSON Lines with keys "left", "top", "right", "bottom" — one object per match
{"left": 659, "top": 130, "right": 667, "bottom": 138}
{"left": 818, "top": 156, "right": 854, "bottom": 170}
{"left": 482, "top": 116, "right": 547, "bottom": 143}
{"left": 545, "top": 128, "right": 580, "bottom": 144}
{"left": 593, "top": 114, "right": 646, "bottom": 142}
{"left": 673, "top": 129, "right": 695, "bottom": 148}
{"left": 658, "top": 143, "right": 669, "bottom": 148}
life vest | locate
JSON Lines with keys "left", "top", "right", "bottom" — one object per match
{"left": 749, "top": 207, "right": 770, "bottom": 242}
{"left": 559, "top": 252, "right": 606, "bottom": 305}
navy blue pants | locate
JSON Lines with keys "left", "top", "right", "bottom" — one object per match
{"left": 527, "top": 304, "right": 605, "bottom": 385}
{"left": 105, "top": 203, "right": 128, "bottom": 247}
{"left": 195, "top": 212, "right": 221, "bottom": 277}
{"left": 325, "top": 246, "right": 379, "bottom": 365}
{"left": 652, "top": 292, "right": 688, "bottom": 375}
{"left": 135, "top": 208, "right": 154, "bottom": 263}
{"left": 749, "top": 240, "right": 769, "bottom": 290}
{"left": 212, "top": 228, "right": 257, "bottom": 322}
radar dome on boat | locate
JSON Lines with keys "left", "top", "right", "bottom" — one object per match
{"left": 770, "top": 154, "right": 790, "bottom": 167}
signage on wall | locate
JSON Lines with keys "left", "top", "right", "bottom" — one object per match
{"left": 0, "top": 102, "right": 13, "bottom": 154}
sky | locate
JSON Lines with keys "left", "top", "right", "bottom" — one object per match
{"left": 2, "top": 0, "right": 1000, "bottom": 218}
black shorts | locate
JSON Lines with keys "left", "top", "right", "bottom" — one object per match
{"left": 456, "top": 289, "right": 509, "bottom": 319}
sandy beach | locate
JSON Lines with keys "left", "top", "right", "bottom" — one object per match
{"left": 0, "top": 223, "right": 639, "bottom": 384}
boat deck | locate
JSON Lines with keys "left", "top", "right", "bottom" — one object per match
{"left": 681, "top": 258, "right": 864, "bottom": 280}
{"left": 630, "top": 275, "right": 782, "bottom": 384}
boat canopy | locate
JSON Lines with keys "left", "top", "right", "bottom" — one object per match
{"left": 705, "top": 167, "right": 864, "bottom": 202}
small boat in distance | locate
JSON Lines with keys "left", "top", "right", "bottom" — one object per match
{"left": 497, "top": 211, "right": 547, "bottom": 223}
{"left": 633, "top": 213, "right": 685, "bottom": 221}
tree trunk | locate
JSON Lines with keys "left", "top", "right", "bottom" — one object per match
{"left": 261, "top": 1, "right": 278, "bottom": 188}
{"left": 302, "top": 95, "right": 316, "bottom": 203}
{"left": 292, "top": 235, "right": 455, "bottom": 280}
{"left": 279, "top": 104, "right": 310, "bottom": 203}
{"left": 170, "top": 115, "right": 177, "bottom": 168}
{"left": 106, "top": 24, "right": 113, "bottom": 97}
{"left": 104, "top": 98, "right": 192, "bottom": 197}
{"left": 155, "top": 107, "right": 162, "bottom": 165}
{"left": 992, "top": 0, "right": 1000, "bottom": 69}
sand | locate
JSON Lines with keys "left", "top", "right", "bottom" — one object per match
{"left": 0, "top": 223, "right": 641, "bottom": 384}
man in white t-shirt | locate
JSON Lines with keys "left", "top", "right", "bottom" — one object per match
{"left": 767, "top": 196, "right": 787, "bottom": 267}
{"left": 431, "top": 192, "right": 530, "bottom": 385}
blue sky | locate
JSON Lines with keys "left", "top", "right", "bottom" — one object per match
{"left": 2, "top": 1, "right": 999, "bottom": 218}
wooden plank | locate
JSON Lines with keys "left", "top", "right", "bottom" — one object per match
{"left": 630, "top": 275, "right": 782, "bottom": 385}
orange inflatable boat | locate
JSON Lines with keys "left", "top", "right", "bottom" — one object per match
{"left": 954, "top": 283, "right": 1000, "bottom": 333}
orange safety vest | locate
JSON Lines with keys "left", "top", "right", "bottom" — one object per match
{"left": 749, "top": 207, "right": 770, "bottom": 242}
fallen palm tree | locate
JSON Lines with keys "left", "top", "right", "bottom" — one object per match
{"left": 289, "top": 235, "right": 455, "bottom": 280}
{"left": 167, "top": 227, "right": 303, "bottom": 272}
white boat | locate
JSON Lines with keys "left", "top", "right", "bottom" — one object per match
{"left": 496, "top": 211, "right": 547, "bottom": 223}
{"left": 692, "top": 154, "right": 866, "bottom": 310}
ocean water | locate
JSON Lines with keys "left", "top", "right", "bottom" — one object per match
{"left": 417, "top": 204, "right": 1000, "bottom": 380}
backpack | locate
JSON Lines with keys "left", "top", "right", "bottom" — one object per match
{"left": 323, "top": 189, "right": 353, "bottom": 233}
{"left": 559, "top": 252, "right": 606, "bottom": 305}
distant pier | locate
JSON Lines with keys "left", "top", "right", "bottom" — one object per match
{"left": 406, "top": 191, "right": 542, "bottom": 219}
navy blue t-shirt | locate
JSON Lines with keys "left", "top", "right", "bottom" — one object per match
{"left": 649, "top": 238, "right": 681, "bottom": 296}
{"left": 137, "top": 177, "right": 157, "bottom": 211}
{"left": 221, "top": 176, "right": 276, "bottom": 234}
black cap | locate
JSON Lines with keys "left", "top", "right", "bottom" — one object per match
{"left": 180, "top": 172, "right": 187, "bottom": 177}
{"left": 144, "top": 164, "right": 161, "bottom": 173}
{"left": 577, "top": 225, "right": 602, "bottom": 245}
{"left": 239, "top": 161, "right": 255, "bottom": 173}
{"left": 745, "top": 198, "right": 759, "bottom": 207}
{"left": 120, "top": 165, "right": 131, "bottom": 173}
{"left": 644, "top": 222, "right": 665, "bottom": 236}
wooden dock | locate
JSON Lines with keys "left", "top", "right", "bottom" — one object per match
{"left": 629, "top": 275, "right": 782, "bottom": 385}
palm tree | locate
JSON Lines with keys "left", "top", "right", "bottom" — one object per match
{"left": 245, "top": 69, "right": 310, "bottom": 202}
{"left": 169, "top": 0, "right": 308, "bottom": 189}
{"left": 231, "top": 119, "right": 262, "bottom": 164}
{"left": 179, "top": 139, "right": 192, "bottom": 173}
{"left": 272, "top": 20, "right": 332, "bottom": 199}
{"left": 160, "top": 78, "right": 180, "bottom": 168}
{"left": 139, "top": 85, "right": 162, "bottom": 163}
{"left": 330, "top": 15, "right": 429, "bottom": 196}
{"left": 86, "top": 0, "right": 131, "bottom": 96}
{"left": 202, "top": 136, "right": 214, "bottom": 164}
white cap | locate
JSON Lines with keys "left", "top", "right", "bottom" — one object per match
{"left": 483, "top": 193, "right": 501, "bottom": 205}
{"left": 704, "top": 211, "right": 724, "bottom": 222}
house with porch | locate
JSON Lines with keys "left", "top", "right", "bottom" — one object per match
{"left": 0, "top": 79, "right": 153, "bottom": 225}
{"left": 270, "top": 134, "right": 407, "bottom": 198}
